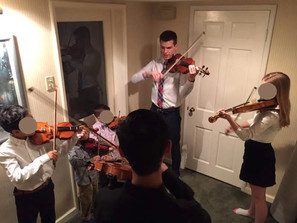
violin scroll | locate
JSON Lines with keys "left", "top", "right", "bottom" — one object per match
{"left": 208, "top": 114, "right": 220, "bottom": 123}
{"left": 108, "top": 116, "right": 126, "bottom": 130}
{"left": 196, "top": 65, "right": 210, "bottom": 77}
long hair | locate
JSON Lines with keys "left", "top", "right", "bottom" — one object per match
{"left": 262, "top": 72, "right": 291, "bottom": 127}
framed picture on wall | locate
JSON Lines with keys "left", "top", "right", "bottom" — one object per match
{"left": 57, "top": 21, "right": 107, "bottom": 120}
{"left": 0, "top": 36, "right": 26, "bottom": 143}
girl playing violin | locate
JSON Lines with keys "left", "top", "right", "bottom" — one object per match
{"left": 0, "top": 105, "right": 84, "bottom": 223}
{"left": 92, "top": 104, "right": 120, "bottom": 160}
{"left": 218, "top": 72, "right": 291, "bottom": 223}
{"left": 92, "top": 104, "right": 122, "bottom": 187}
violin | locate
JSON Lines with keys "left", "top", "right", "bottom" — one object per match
{"left": 166, "top": 53, "right": 210, "bottom": 76}
{"left": 82, "top": 138, "right": 110, "bottom": 150}
{"left": 208, "top": 99, "right": 278, "bottom": 123}
{"left": 88, "top": 155, "right": 132, "bottom": 181}
{"left": 61, "top": 44, "right": 84, "bottom": 60}
{"left": 29, "top": 122, "right": 79, "bottom": 145}
{"left": 107, "top": 116, "right": 126, "bottom": 130}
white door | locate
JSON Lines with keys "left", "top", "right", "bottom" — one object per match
{"left": 183, "top": 6, "right": 276, "bottom": 187}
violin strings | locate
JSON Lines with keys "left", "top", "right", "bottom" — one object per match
{"left": 163, "top": 31, "right": 205, "bottom": 76}
{"left": 28, "top": 86, "right": 117, "bottom": 150}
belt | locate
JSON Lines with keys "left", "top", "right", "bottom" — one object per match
{"left": 152, "top": 103, "right": 179, "bottom": 113}
{"left": 14, "top": 178, "right": 51, "bottom": 196}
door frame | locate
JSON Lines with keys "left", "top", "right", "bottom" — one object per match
{"left": 49, "top": 2, "right": 128, "bottom": 221}
{"left": 49, "top": 1, "right": 128, "bottom": 116}
{"left": 184, "top": 4, "right": 276, "bottom": 202}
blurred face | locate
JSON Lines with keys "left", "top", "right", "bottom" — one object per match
{"left": 160, "top": 40, "right": 177, "bottom": 61}
{"left": 12, "top": 113, "right": 35, "bottom": 139}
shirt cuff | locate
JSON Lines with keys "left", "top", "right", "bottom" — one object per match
{"left": 40, "top": 153, "right": 51, "bottom": 165}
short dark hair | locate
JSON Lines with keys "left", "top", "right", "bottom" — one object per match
{"left": 116, "top": 109, "right": 169, "bottom": 176}
{"left": 0, "top": 105, "right": 28, "bottom": 133}
{"left": 93, "top": 104, "right": 110, "bottom": 118}
{"left": 160, "top": 30, "right": 177, "bottom": 45}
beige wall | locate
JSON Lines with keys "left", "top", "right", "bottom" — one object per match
{"left": 127, "top": 2, "right": 154, "bottom": 111}
{"left": 0, "top": 0, "right": 296, "bottom": 221}
{"left": 0, "top": 0, "right": 76, "bottom": 222}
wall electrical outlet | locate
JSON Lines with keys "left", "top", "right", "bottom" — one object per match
{"left": 45, "top": 76, "right": 55, "bottom": 92}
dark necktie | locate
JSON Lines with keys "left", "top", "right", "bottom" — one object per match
{"left": 157, "top": 62, "right": 167, "bottom": 107}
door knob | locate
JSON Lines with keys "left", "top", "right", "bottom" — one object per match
{"left": 188, "top": 107, "right": 195, "bottom": 116}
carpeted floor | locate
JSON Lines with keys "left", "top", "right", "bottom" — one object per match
{"left": 68, "top": 168, "right": 278, "bottom": 223}
{"left": 180, "top": 168, "right": 277, "bottom": 223}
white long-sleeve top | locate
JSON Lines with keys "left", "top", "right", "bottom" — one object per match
{"left": 235, "top": 110, "right": 280, "bottom": 143}
{"left": 131, "top": 58, "right": 194, "bottom": 109}
{"left": 0, "top": 134, "right": 78, "bottom": 191}
{"left": 91, "top": 120, "right": 120, "bottom": 160}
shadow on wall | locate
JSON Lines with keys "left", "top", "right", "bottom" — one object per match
{"left": 274, "top": 142, "right": 296, "bottom": 172}
{"left": 271, "top": 141, "right": 297, "bottom": 223}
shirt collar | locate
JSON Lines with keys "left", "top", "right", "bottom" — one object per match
{"left": 9, "top": 134, "right": 27, "bottom": 145}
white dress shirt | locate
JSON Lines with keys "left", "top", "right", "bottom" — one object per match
{"left": 131, "top": 58, "right": 194, "bottom": 109}
{"left": 235, "top": 110, "right": 280, "bottom": 143}
{"left": 0, "top": 134, "right": 78, "bottom": 191}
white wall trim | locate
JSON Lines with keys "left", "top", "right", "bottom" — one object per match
{"left": 50, "top": 0, "right": 128, "bottom": 115}
{"left": 49, "top": 1, "right": 128, "bottom": 221}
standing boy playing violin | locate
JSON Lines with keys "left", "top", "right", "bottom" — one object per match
{"left": 131, "top": 30, "right": 199, "bottom": 176}
{"left": 69, "top": 128, "right": 99, "bottom": 223}
{"left": 218, "top": 72, "right": 291, "bottom": 223}
{"left": 0, "top": 105, "right": 84, "bottom": 223}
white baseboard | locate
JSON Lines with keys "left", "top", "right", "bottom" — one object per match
{"left": 56, "top": 207, "right": 78, "bottom": 223}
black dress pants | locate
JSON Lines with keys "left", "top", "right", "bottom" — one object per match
{"left": 14, "top": 179, "right": 56, "bottom": 223}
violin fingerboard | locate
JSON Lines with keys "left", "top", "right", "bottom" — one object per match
{"left": 57, "top": 126, "right": 80, "bottom": 131}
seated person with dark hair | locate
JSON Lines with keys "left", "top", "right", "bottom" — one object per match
{"left": 94, "top": 109, "right": 211, "bottom": 223}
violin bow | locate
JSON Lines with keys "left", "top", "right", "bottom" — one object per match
{"left": 233, "top": 86, "right": 257, "bottom": 122}
{"left": 53, "top": 87, "right": 58, "bottom": 168}
{"left": 28, "top": 87, "right": 118, "bottom": 150}
{"left": 163, "top": 31, "right": 205, "bottom": 77}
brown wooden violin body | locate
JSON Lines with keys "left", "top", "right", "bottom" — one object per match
{"left": 89, "top": 156, "right": 132, "bottom": 181}
{"left": 167, "top": 53, "right": 210, "bottom": 76}
{"left": 168, "top": 54, "right": 195, "bottom": 74}
{"left": 30, "top": 122, "right": 79, "bottom": 145}
{"left": 61, "top": 44, "right": 84, "bottom": 60}
{"left": 208, "top": 99, "right": 278, "bottom": 123}
{"left": 107, "top": 116, "right": 126, "bottom": 130}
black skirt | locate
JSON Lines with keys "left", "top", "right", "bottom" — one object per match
{"left": 240, "top": 140, "right": 276, "bottom": 187}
